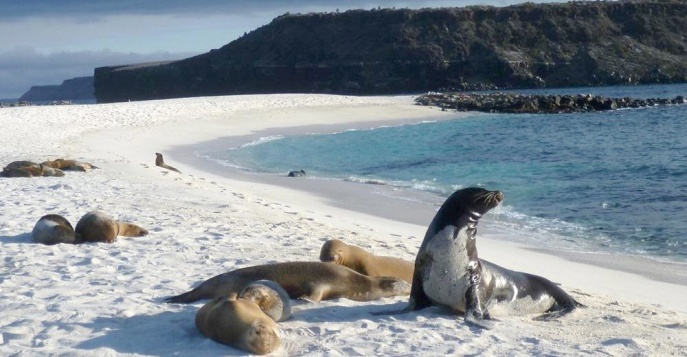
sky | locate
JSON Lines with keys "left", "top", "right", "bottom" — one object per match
{"left": 0, "top": 0, "right": 561, "bottom": 99}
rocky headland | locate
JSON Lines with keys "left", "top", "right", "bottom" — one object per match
{"left": 19, "top": 76, "right": 94, "bottom": 103}
{"left": 95, "top": 1, "right": 687, "bottom": 103}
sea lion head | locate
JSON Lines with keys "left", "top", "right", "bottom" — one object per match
{"left": 239, "top": 280, "right": 292, "bottom": 322}
{"left": 319, "top": 239, "right": 346, "bottom": 265}
{"left": 444, "top": 187, "right": 503, "bottom": 223}
{"left": 245, "top": 319, "right": 281, "bottom": 355}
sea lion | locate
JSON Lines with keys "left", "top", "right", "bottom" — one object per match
{"left": 2, "top": 161, "right": 64, "bottom": 177}
{"left": 31, "top": 214, "right": 77, "bottom": 245}
{"left": 3, "top": 161, "right": 42, "bottom": 176}
{"left": 74, "top": 210, "right": 148, "bottom": 243}
{"left": 196, "top": 294, "right": 281, "bottom": 355}
{"left": 287, "top": 169, "right": 306, "bottom": 177}
{"left": 155, "top": 153, "right": 181, "bottom": 173}
{"left": 380, "top": 187, "right": 581, "bottom": 328}
{"left": 40, "top": 166, "right": 65, "bottom": 177}
{"left": 42, "top": 159, "right": 96, "bottom": 171}
{"left": 239, "top": 280, "right": 292, "bottom": 322}
{"left": 165, "top": 261, "right": 411, "bottom": 304}
{"left": 1, "top": 167, "right": 33, "bottom": 177}
{"left": 320, "top": 239, "right": 415, "bottom": 283}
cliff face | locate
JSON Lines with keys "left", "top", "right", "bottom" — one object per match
{"left": 20, "top": 76, "right": 94, "bottom": 102}
{"left": 95, "top": 1, "right": 687, "bottom": 103}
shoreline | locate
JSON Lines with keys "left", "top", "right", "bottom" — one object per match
{"left": 2, "top": 93, "right": 687, "bottom": 356}
{"left": 170, "top": 111, "right": 687, "bottom": 288}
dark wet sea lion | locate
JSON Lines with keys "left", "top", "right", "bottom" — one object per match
{"left": 379, "top": 187, "right": 581, "bottom": 328}
{"left": 165, "top": 261, "right": 411, "bottom": 304}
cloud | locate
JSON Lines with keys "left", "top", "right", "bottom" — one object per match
{"left": 0, "top": 48, "right": 196, "bottom": 99}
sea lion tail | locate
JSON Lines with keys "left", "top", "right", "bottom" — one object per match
{"left": 165, "top": 288, "right": 203, "bottom": 304}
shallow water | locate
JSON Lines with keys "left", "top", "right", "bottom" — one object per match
{"left": 201, "top": 84, "right": 687, "bottom": 263}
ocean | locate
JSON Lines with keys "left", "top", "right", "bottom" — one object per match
{"left": 201, "top": 84, "right": 687, "bottom": 264}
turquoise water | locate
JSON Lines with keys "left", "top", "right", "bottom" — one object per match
{"left": 203, "top": 84, "right": 687, "bottom": 263}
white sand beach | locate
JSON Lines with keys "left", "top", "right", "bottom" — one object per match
{"left": 1, "top": 94, "right": 686, "bottom": 356}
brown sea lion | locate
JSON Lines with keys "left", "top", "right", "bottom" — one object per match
{"left": 196, "top": 294, "right": 281, "bottom": 355}
{"left": 31, "top": 214, "right": 77, "bottom": 245}
{"left": 74, "top": 210, "right": 148, "bottom": 243}
{"left": 320, "top": 239, "right": 415, "bottom": 283}
{"left": 42, "top": 159, "right": 96, "bottom": 171}
{"left": 155, "top": 153, "right": 181, "bottom": 173}
{"left": 165, "top": 261, "right": 411, "bottom": 304}
{"left": 239, "top": 280, "right": 292, "bottom": 322}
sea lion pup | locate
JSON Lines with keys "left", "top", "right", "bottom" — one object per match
{"left": 165, "top": 261, "right": 411, "bottom": 304}
{"left": 31, "top": 214, "right": 77, "bottom": 245}
{"left": 320, "top": 239, "right": 415, "bottom": 283}
{"left": 74, "top": 210, "right": 149, "bottom": 243}
{"left": 239, "top": 280, "right": 292, "bottom": 322}
{"left": 42, "top": 159, "right": 97, "bottom": 171}
{"left": 155, "top": 153, "right": 181, "bottom": 173}
{"left": 376, "top": 187, "right": 581, "bottom": 329}
{"left": 196, "top": 293, "right": 281, "bottom": 355}
{"left": 287, "top": 169, "right": 306, "bottom": 177}
{"left": 39, "top": 165, "right": 65, "bottom": 177}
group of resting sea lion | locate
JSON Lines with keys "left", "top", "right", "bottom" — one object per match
{"left": 164, "top": 187, "right": 582, "bottom": 354}
{"left": 31, "top": 211, "right": 148, "bottom": 245}
{"left": 1, "top": 159, "right": 96, "bottom": 178}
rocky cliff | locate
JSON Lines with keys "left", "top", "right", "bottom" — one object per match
{"left": 20, "top": 76, "right": 94, "bottom": 102}
{"left": 94, "top": 1, "right": 687, "bottom": 103}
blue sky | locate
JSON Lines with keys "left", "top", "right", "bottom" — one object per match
{"left": 0, "top": 0, "right": 560, "bottom": 99}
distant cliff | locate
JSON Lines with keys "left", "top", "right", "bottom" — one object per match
{"left": 95, "top": 1, "right": 687, "bottom": 103}
{"left": 20, "top": 76, "right": 94, "bottom": 102}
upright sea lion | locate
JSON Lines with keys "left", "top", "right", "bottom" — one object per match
{"left": 74, "top": 210, "right": 148, "bottom": 243}
{"left": 239, "top": 280, "right": 292, "bottom": 322}
{"left": 320, "top": 239, "right": 415, "bottom": 283}
{"left": 31, "top": 214, "right": 77, "bottom": 245}
{"left": 165, "top": 261, "right": 411, "bottom": 304}
{"left": 196, "top": 294, "right": 281, "bottom": 355}
{"left": 379, "top": 187, "right": 581, "bottom": 328}
{"left": 155, "top": 153, "right": 181, "bottom": 173}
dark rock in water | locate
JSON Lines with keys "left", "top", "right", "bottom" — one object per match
{"left": 288, "top": 170, "right": 306, "bottom": 177}
{"left": 95, "top": 1, "right": 687, "bottom": 103}
{"left": 415, "top": 92, "right": 687, "bottom": 114}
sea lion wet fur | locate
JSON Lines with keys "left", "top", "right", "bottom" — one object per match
{"left": 165, "top": 261, "right": 411, "bottom": 304}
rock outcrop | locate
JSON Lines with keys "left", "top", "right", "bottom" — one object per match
{"left": 95, "top": 1, "right": 687, "bottom": 103}
{"left": 416, "top": 92, "right": 686, "bottom": 114}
